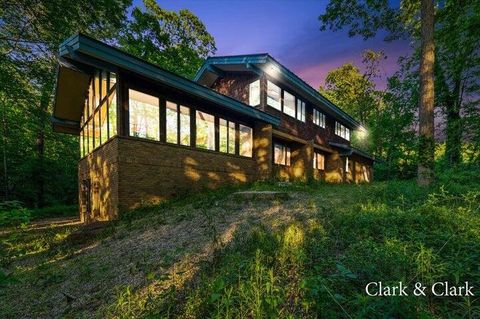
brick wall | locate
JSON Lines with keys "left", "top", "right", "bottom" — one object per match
{"left": 78, "top": 138, "right": 120, "bottom": 222}
{"left": 115, "top": 136, "right": 258, "bottom": 212}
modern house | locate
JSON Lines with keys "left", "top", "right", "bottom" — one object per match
{"left": 53, "top": 34, "right": 374, "bottom": 223}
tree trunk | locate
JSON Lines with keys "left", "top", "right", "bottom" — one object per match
{"left": 445, "top": 79, "right": 462, "bottom": 164}
{"left": 35, "top": 83, "right": 52, "bottom": 208}
{"left": 417, "top": 0, "right": 435, "bottom": 186}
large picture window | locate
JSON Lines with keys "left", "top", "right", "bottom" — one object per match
{"left": 274, "top": 143, "right": 291, "bottom": 166}
{"left": 335, "top": 122, "right": 350, "bottom": 141}
{"left": 196, "top": 111, "right": 215, "bottom": 150}
{"left": 249, "top": 80, "right": 260, "bottom": 106}
{"left": 267, "top": 81, "right": 281, "bottom": 110}
{"left": 313, "top": 152, "right": 325, "bottom": 170}
{"left": 129, "top": 89, "right": 160, "bottom": 141}
{"left": 239, "top": 124, "right": 253, "bottom": 157}
{"left": 283, "top": 91, "right": 295, "bottom": 118}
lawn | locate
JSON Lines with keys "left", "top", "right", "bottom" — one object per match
{"left": 1, "top": 166, "right": 479, "bottom": 318}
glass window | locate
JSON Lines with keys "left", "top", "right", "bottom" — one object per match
{"left": 267, "top": 81, "right": 281, "bottom": 110}
{"left": 94, "top": 110, "right": 100, "bottom": 149}
{"left": 179, "top": 106, "right": 190, "bottom": 146}
{"left": 166, "top": 101, "right": 178, "bottom": 144}
{"left": 345, "top": 157, "right": 349, "bottom": 172}
{"left": 249, "top": 80, "right": 260, "bottom": 106}
{"left": 314, "top": 109, "right": 325, "bottom": 128}
{"left": 335, "top": 122, "right": 350, "bottom": 141}
{"left": 94, "top": 70, "right": 100, "bottom": 107}
{"left": 108, "top": 91, "right": 117, "bottom": 138}
{"left": 220, "top": 119, "right": 236, "bottom": 154}
{"left": 196, "top": 110, "right": 215, "bottom": 150}
{"left": 101, "top": 70, "right": 108, "bottom": 102}
{"left": 239, "top": 124, "right": 253, "bottom": 157}
{"left": 228, "top": 121, "right": 236, "bottom": 154}
{"left": 109, "top": 72, "right": 116, "bottom": 90}
{"left": 219, "top": 119, "right": 228, "bottom": 153}
{"left": 296, "top": 100, "right": 306, "bottom": 122}
{"left": 274, "top": 143, "right": 290, "bottom": 166}
{"left": 80, "top": 130, "right": 84, "bottom": 158}
{"left": 87, "top": 119, "right": 93, "bottom": 154}
{"left": 129, "top": 89, "right": 159, "bottom": 141}
{"left": 283, "top": 91, "right": 295, "bottom": 117}
{"left": 313, "top": 152, "right": 325, "bottom": 170}
{"left": 100, "top": 102, "right": 108, "bottom": 145}
{"left": 88, "top": 79, "right": 94, "bottom": 117}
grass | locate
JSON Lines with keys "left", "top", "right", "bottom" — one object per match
{"left": 0, "top": 203, "right": 78, "bottom": 227}
{"left": 0, "top": 166, "right": 479, "bottom": 318}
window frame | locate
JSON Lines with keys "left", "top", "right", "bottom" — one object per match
{"left": 267, "top": 80, "right": 281, "bottom": 111}
{"left": 274, "top": 143, "right": 291, "bottom": 166}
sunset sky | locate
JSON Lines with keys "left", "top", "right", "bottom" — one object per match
{"left": 144, "top": 0, "right": 412, "bottom": 90}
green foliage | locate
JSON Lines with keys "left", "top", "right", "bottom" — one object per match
{"left": 0, "top": 203, "right": 77, "bottom": 227}
{"left": 118, "top": 0, "right": 216, "bottom": 79}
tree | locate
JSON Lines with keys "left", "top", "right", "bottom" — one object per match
{"left": 0, "top": 0, "right": 131, "bottom": 206}
{"left": 320, "top": 0, "right": 436, "bottom": 185}
{"left": 320, "top": 49, "right": 385, "bottom": 125}
{"left": 118, "top": 0, "right": 216, "bottom": 79}
{"left": 435, "top": 0, "right": 480, "bottom": 165}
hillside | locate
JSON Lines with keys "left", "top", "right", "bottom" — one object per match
{"left": 1, "top": 167, "right": 479, "bottom": 318}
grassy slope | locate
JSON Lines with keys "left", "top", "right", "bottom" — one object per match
{"left": 1, "top": 167, "right": 479, "bottom": 318}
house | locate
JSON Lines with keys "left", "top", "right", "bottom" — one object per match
{"left": 53, "top": 34, "right": 374, "bottom": 223}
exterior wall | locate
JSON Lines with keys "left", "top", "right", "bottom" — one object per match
{"left": 78, "top": 138, "right": 119, "bottom": 222}
{"left": 209, "top": 71, "right": 351, "bottom": 147}
{"left": 116, "top": 137, "right": 258, "bottom": 212}
{"left": 211, "top": 73, "right": 259, "bottom": 105}
{"left": 325, "top": 152, "right": 344, "bottom": 183}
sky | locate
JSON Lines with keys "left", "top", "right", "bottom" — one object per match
{"left": 136, "top": 0, "right": 412, "bottom": 90}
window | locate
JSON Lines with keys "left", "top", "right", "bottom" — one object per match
{"left": 129, "top": 89, "right": 160, "bottom": 141}
{"left": 239, "top": 124, "right": 253, "bottom": 157}
{"left": 80, "top": 70, "right": 118, "bottom": 158}
{"left": 313, "top": 152, "right": 325, "bottom": 170}
{"left": 296, "top": 99, "right": 306, "bottom": 122}
{"left": 283, "top": 91, "right": 295, "bottom": 117}
{"left": 196, "top": 111, "right": 215, "bottom": 150}
{"left": 94, "top": 70, "right": 100, "bottom": 107}
{"left": 335, "top": 122, "right": 350, "bottom": 141}
{"left": 179, "top": 106, "right": 190, "bottom": 146}
{"left": 80, "top": 131, "right": 84, "bottom": 158}
{"left": 274, "top": 143, "right": 291, "bottom": 166}
{"left": 94, "top": 110, "right": 100, "bottom": 148}
{"left": 166, "top": 101, "right": 178, "bottom": 144}
{"left": 249, "top": 80, "right": 260, "bottom": 106}
{"left": 313, "top": 109, "right": 325, "bottom": 128}
{"left": 108, "top": 91, "right": 117, "bottom": 138}
{"left": 267, "top": 81, "right": 281, "bottom": 110}
{"left": 109, "top": 72, "right": 116, "bottom": 90}
{"left": 87, "top": 119, "right": 94, "bottom": 154}
{"left": 219, "top": 118, "right": 236, "bottom": 154}
{"left": 345, "top": 157, "right": 349, "bottom": 173}
{"left": 101, "top": 70, "right": 108, "bottom": 102}
{"left": 100, "top": 102, "right": 108, "bottom": 144}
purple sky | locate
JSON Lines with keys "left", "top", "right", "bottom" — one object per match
{"left": 140, "top": 0, "right": 412, "bottom": 90}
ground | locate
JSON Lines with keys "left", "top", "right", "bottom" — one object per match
{"left": 1, "top": 167, "right": 479, "bottom": 318}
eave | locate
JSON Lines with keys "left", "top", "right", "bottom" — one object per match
{"left": 53, "top": 33, "right": 280, "bottom": 134}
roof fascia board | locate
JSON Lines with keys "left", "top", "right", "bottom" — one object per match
{"left": 60, "top": 34, "right": 280, "bottom": 126}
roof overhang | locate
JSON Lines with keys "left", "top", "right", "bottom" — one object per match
{"left": 329, "top": 142, "right": 376, "bottom": 162}
{"left": 53, "top": 34, "right": 280, "bottom": 135}
{"left": 52, "top": 59, "right": 90, "bottom": 134}
{"left": 194, "top": 54, "right": 364, "bottom": 130}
